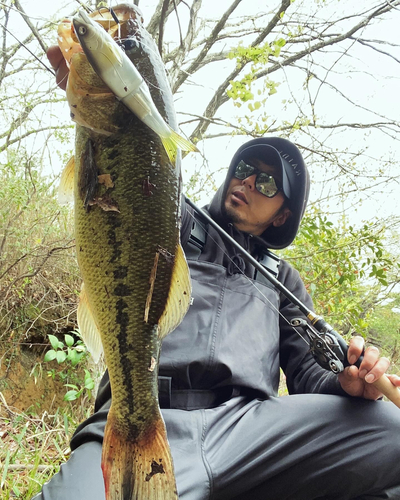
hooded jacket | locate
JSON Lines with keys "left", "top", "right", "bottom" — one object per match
{"left": 154, "top": 138, "right": 344, "bottom": 401}
{"left": 155, "top": 218, "right": 344, "bottom": 402}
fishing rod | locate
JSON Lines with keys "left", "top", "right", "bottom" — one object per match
{"left": 185, "top": 197, "right": 400, "bottom": 408}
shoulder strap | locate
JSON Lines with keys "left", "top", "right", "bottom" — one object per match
{"left": 254, "top": 249, "right": 280, "bottom": 283}
{"left": 184, "top": 206, "right": 208, "bottom": 260}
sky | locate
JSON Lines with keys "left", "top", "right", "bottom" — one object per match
{"left": 11, "top": 0, "right": 400, "bottom": 225}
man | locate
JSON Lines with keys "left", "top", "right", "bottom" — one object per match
{"left": 35, "top": 48, "right": 400, "bottom": 500}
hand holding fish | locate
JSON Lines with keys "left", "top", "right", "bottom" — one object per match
{"left": 47, "top": 45, "right": 69, "bottom": 90}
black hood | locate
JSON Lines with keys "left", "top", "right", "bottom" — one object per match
{"left": 208, "top": 137, "right": 310, "bottom": 249}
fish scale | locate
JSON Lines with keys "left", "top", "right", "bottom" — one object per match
{"left": 58, "top": 4, "right": 192, "bottom": 499}
{"left": 75, "top": 125, "right": 179, "bottom": 429}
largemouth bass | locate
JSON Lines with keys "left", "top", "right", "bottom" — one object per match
{"left": 58, "top": 4, "right": 191, "bottom": 499}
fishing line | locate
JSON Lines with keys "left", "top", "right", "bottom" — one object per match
{"left": 185, "top": 207, "right": 311, "bottom": 347}
{"left": 0, "top": 2, "right": 50, "bottom": 21}
{"left": 0, "top": 22, "right": 55, "bottom": 76}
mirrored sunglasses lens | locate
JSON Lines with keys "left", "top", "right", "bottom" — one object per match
{"left": 256, "top": 173, "right": 278, "bottom": 197}
{"left": 234, "top": 160, "right": 255, "bottom": 180}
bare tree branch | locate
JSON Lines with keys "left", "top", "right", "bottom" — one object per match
{"left": 146, "top": 0, "right": 185, "bottom": 38}
{"left": 0, "top": 126, "right": 73, "bottom": 153}
{"left": 14, "top": 0, "right": 48, "bottom": 54}
{"left": 172, "top": 0, "right": 243, "bottom": 93}
{"left": 168, "top": 0, "right": 202, "bottom": 85}
{"left": 189, "top": 0, "right": 292, "bottom": 142}
{"left": 351, "top": 37, "right": 400, "bottom": 64}
{"left": 257, "top": 2, "right": 399, "bottom": 79}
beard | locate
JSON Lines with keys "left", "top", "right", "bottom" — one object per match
{"left": 224, "top": 195, "right": 288, "bottom": 236}
{"left": 224, "top": 202, "right": 245, "bottom": 226}
{"left": 223, "top": 198, "right": 255, "bottom": 234}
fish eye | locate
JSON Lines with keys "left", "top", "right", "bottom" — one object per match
{"left": 78, "top": 26, "right": 87, "bottom": 36}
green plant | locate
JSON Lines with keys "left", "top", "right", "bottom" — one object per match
{"left": 63, "top": 369, "right": 95, "bottom": 402}
{"left": 0, "top": 395, "right": 92, "bottom": 499}
{"left": 44, "top": 333, "right": 85, "bottom": 367}
{"left": 43, "top": 333, "right": 95, "bottom": 401}
{"left": 283, "top": 208, "right": 398, "bottom": 337}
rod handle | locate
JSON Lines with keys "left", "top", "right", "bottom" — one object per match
{"left": 373, "top": 374, "right": 400, "bottom": 409}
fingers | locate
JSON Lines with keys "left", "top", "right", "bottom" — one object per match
{"left": 340, "top": 337, "right": 397, "bottom": 400}
{"left": 385, "top": 373, "right": 400, "bottom": 387}
{"left": 357, "top": 345, "right": 390, "bottom": 384}
{"left": 47, "top": 45, "right": 63, "bottom": 69}
{"left": 347, "top": 337, "right": 391, "bottom": 384}
{"left": 347, "top": 335, "right": 364, "bottom": 365}
{"left": 46, "top": 45, "right": 69, "bottom": 90}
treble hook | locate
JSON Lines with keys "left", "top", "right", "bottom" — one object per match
{"left": 108, "top": 6, "right": 121, "bottom": 38}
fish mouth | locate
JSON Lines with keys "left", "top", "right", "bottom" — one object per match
{"left": 231, "top": 190, "right": 248, "bottom": 204}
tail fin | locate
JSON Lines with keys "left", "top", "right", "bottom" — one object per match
{"left": 161, "top": 129, "right": 199, "bottom": 166}
{"left": 102, "top": 411, "right": 178, "bottom": 500}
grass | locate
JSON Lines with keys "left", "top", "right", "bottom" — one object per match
{"left": 0, "top": 393, "right": 93, "bottom": 499}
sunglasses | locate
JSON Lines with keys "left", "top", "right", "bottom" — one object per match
{"left": 234, "top": 160, "right": 282, "bottom": 198}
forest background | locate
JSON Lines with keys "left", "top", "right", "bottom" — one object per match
{"left": 0, "top": 0, "right": 399, "bottom": 497}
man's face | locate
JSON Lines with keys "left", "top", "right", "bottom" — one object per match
{"left": 224, "top": 158, "right": 291, "bottom": 236}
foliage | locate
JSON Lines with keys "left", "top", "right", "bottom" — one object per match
{"left": 44, "top": 333, "right": 86, "bottom": 367}
{"left": 0, "top": 395, "right": 92, "bottom": 499}
{"left": 368, "top": 296, "right": 400, "bottom": 367}
{"left": 283, "top": 207, "right": 397, "bottom": 336}
{"left": 44, "top": 333, "right": 95, "bottom": 402}
{"left": 227, "top": 40, "right": 285, "bottom": 108}
{"left": 0, "top": 153, "right": 79, "bottom": 356}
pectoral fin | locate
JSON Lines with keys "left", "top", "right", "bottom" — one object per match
{"left": 77, "top": 283, "right": 104, "bottom": 363}
{"left": 158, "top": 243, "right": 191, "bottom": 340}
{"left": 58, "top": 156, "right": 75, "bottom": 204}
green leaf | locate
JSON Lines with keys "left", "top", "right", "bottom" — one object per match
{"left": 48, "top": 334, "right": 61, "bottom": 350}
{"left": 64, "top": 383, "right": 79, "bottom": 390}
{"left": 2, "top": 450, "right": 10, "bottom": 489}
{"left": 63, "top": 413, "right": 69, "bottom": 436}
{"left": 63, "top": 390, "right": 78, "bottom": 401}
{"left": 68, "top": 348, "right": 78, "bottom": 364}
{"left": 84, "top": 369, "right": 95, "bottom": 390}
{"left": 56, "top": 351, "right": 67, "bottom": 364}
{"left": 44, "top": 350, "right": 57, "bottom": 362}
{"left": 73, "top": 352, "right": 84, "bottom": 367}
{"left": 64, "top": 334, "right": 74, "bottom": 347}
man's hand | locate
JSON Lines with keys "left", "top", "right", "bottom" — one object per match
{"left": 338, "top": 335, "right": 400, "bottom": 400}
{"left": 47, "top": 45, "right": 69, "bottom": 90}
